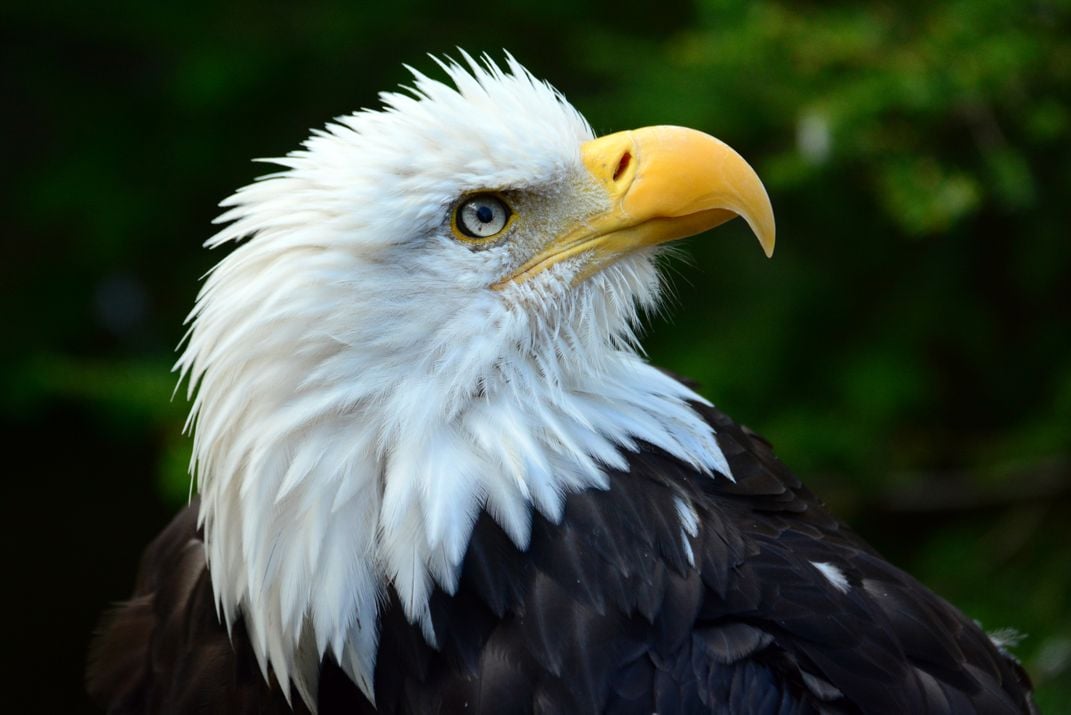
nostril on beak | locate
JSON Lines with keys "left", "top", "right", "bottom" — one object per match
{"left": 612, "top": 151, "right": 632, "bottom": 182}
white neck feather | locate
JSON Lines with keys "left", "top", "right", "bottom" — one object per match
{"left": 182, "top": 249, "right": 729, "bottom": 706}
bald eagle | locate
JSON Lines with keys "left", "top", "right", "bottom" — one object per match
{"left": 88, "top": 55, "right": 1035, "bottom": 714}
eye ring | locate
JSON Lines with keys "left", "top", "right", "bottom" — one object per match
{"left": 451, "top": 192, "right": 515, "bottom": 242}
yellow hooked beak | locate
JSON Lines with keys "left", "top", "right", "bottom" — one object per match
{"left": 495, "top": 125, "right": 775, "bottom": 288}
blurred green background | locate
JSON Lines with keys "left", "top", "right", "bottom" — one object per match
{"left": 4, "top": 0, "right": 1069, "bottom": 711}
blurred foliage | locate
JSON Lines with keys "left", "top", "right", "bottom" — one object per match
{"left": 4, "top": 0, "right": 1070, "bottom": 711}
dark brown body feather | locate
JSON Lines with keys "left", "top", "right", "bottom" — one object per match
{"left": 88, "top": 404, "right": 1036, "bottom": 714}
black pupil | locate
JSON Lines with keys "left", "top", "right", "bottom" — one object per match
{"left": 475, "top": 205, "right": 494, "bottom": 223}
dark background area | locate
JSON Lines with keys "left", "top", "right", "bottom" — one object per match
{"left": 3, "top": 1, "right": 1069, "bottom": 712}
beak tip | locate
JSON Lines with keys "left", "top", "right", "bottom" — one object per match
{"left": 751, "top": 217, "right": 775, "bottom": 258}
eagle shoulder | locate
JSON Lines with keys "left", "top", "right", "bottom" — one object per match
{"left": 86, "top": 502, "right": 303, "bottom": 715}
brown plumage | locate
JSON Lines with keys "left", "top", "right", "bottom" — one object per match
{"left": 88, "top": 403, "right": 1036, "bottom": 714}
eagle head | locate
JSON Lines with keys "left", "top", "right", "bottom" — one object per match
{"left": 176, "top": 54, "right": 773, "bottom": 706}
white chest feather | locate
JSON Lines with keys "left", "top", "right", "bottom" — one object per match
{"left": 191, "top": 291, "right": 729, "bottom": 706}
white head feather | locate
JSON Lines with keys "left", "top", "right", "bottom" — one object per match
{"left": 176, "top": 54, "right": 729, "bottom": 709}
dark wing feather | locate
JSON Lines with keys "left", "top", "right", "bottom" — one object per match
{"left": 88, "top": 403, "right": 1037, "bottom": 714}
{"left": 86, "top": 502, "right": 307, "bottom": 715}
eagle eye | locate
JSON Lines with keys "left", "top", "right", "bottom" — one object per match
{"left": 452, "top": 193, "right": 513, "bottom": 241}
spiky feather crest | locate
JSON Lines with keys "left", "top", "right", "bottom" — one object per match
{"left": 176, "top": 54, "right": 729, "bottom": 709}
